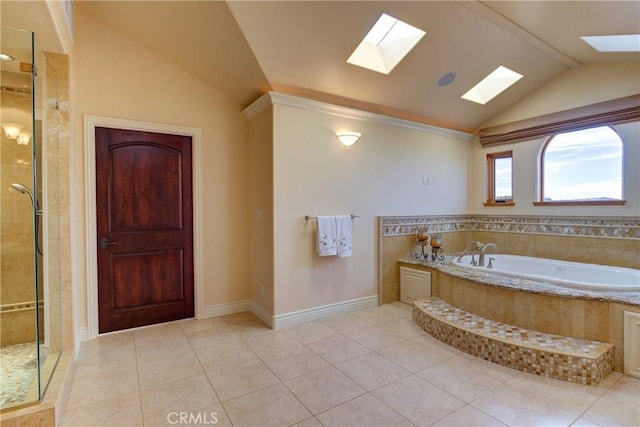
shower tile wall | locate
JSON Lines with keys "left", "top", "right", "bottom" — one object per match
{"left": 1, "top": 71, "right": 37, "bottom": 347}
{"left": 44, "top": 52, "right": 72, "bottom": 353}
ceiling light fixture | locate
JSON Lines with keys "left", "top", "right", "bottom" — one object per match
{"left": 347, "top": 13, "right": 426, "bottom": 75}
{"left": 580, "top": 34, "right": 640, "bottom": 52}
{"left": 0, "top": 53, "right": 15, "bottom": 61}
{"left": 461, "top": 66, "right": 523, "bottom": 105}
{"left": 336, "top": 131, "right": 361, "bottom": 147}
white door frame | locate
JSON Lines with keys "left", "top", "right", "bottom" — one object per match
{"left": 83, "top": 115, "right": 204, "bottom": 340}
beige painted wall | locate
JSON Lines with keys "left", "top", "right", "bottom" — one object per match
{"left": 71, "top": 9, "right": 250, "bottom": 329}
{"left": 470, "top": 63, "right": 640, "bottom": 217}
{"left": 248, "top": 106, "right": 274, "bottom": 314}
{"left": 270, "top": 103, "right": 471, "bottom": 315}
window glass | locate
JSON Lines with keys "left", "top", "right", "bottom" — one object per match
{"left": 542, "top": 126, "right": 623, "bottom": 202}
{"left": 494, "top": 157, "right": 512, "bottom": 200}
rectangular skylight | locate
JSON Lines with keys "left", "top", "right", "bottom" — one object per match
{"left": 581, "top": 34, "right": 640, "bottom": 52}
{"left": 461, "top": 66, "right": 523, "bottom": 105}
{"left": 347, "top": 13, "right": 426, "bottom": 75}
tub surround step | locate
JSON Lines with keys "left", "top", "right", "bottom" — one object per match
{"left": 412, "top": 297, "right": 614, "bottom": 385}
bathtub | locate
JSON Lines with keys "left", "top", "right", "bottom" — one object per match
{"left": 454, "top": 254, "right": 640, "bottom": 292}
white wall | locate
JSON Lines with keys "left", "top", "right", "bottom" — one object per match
{"left": 269, "top": 100, "right": 471, "bottom": 315}
{"left": 470, "top": 63, "right": 640, "bottom": 217}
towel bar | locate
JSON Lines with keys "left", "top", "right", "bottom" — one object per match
{"left": 305, "top": 214, "right": 359, "bottom": 221}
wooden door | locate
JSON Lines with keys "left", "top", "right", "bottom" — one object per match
{"left": 95, "top": 127, "right": 194, "bottom": 333}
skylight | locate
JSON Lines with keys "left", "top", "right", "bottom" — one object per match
{"left": 347, "top": 13, "right": 426, "bottom": 75}
{"left": 461, "top": 66, "right": 523, "bottom": 105}
{"left": 581, "top": 34, "right": 640, "bottom": 52}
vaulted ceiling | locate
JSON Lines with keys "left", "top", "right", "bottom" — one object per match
{"left": 14, "top": 1, "right": 640, "bottom": 132}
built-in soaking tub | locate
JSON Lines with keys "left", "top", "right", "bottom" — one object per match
{"left": 455, "top": 254, "right": 640, "bottom": 292}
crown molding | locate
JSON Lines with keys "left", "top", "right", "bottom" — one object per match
{"left": 243, "top": 91, "right": 474, "bottom": 142}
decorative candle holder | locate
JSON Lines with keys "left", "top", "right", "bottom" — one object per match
{"left": 429, "top": 232, "right": 445, "bottom": 262}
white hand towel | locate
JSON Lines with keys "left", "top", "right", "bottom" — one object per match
{"left": 316, "top": 216, "right": 337, "bottom": 256}
{"left": 336, "top": 215, "right": 353, "bottom": 258}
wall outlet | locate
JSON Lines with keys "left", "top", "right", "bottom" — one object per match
{"left": 260, "top": 285, "right": 265, "bottom": 296}
{"left": 422, "top": 175, "right": 432, "bottom": 185}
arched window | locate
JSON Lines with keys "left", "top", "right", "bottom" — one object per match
{"left": 538, "top": 126, "right": 624, "bottom": 205}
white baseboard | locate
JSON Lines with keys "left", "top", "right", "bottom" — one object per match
{"left": 271, "top": 295, "right": 379, "bottom": 329}
{"left": 200, "top": 300, "right": 252, "bottom": 319}
{"left": 250, "top": 301, "right": 274, "bottom": 328}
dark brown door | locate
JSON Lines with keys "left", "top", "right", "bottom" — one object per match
{"left": 95, "top": 127, "right": 194, "bottom": 333}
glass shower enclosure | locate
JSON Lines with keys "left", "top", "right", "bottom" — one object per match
{"left": 1, "top": 26, "right": 62, "bottom": 411}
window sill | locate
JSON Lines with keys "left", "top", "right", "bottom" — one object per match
{"left": 484, "top": 201, "right": 515, "bottom": 207}
{"left": 533, "top": 200, "right": 626, "bottom": 207}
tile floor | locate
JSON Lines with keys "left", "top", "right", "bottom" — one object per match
{"left": 59, "top": 302, "right": 640, "bottom": 427}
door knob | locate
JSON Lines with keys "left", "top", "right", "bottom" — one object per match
{"left": 100, "top": 237, "right": 116, "bottom": 250}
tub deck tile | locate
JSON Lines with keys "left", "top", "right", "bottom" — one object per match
{"left": 413, "top": 298, "right": 614, "bottom": 385}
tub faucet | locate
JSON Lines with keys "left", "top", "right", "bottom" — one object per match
{"left": 478, "top": 243, "right": 498, "bottom": 267}
{"left": 456, "top": 241, "right": 483, "bottom": 263}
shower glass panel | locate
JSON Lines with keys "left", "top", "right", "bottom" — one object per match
{"left": 1, "top": 26, "right": 62, "bottom": 411}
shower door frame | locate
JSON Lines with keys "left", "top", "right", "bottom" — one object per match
{"left": 83, "top": 115, "right": 204, "bottom": 342}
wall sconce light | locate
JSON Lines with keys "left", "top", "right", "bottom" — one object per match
{"left": 336, "top": 131, "right": 361, "bottom": 147}
{"left": 2, "top": 123, "right": 23, "bottom": 140}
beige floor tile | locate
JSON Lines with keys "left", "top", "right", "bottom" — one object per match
{"left": 306, "top": 335, "right": 371, "bottom": 364}
{"left": 206, "top": 358, "right": 279, "bottom": 402}
{"left": 320, "top": 313, "right": 374, "bottom": 334}
{"left": 140, "top": 374, "right": 218, "bottom": 425}
{"left": 336, "top": 353, "right": 410, "bottom": 391}
{"left": 198, "top": 403, "right": 233, "bottom": 426}
{"left": 378, "top": 318, "right": 427, "bottom": 339}
{"left": 259, "top": 345, "right": 329, "bottom": 381}
{"left": 372, "top": 375, "right": 465, "bottom": 425}
{"left": 285, "top": 321, "right": 343, "bottom": 344}
{"left": 222, "top": 383, "right": 311, "bottom": 426}
{"left": 431, "top": 405, "right": 507, "bottom": 427}
{"left": 185, "top": 324, "right": 243, "bottom": 350}
{"left": 505, "top": 371, "right": 607, "bottom": 413}
{"left": 582, "top": 375, "right": 640, "bottom": 427}
{"left": 220, "top": 311, "right": 260, "bottom": 325}
{"left": 285, "top": 366, "right": 366, "bottom": 414}
{"left": 138, "top": 350, "right": 204, "bottom": 390}
{"left": 60, "top": 392, "right": 143, "bottom": 427}
{"left": 460, "top": 354, "right": 520, "bottom": 382}
{"left": 133, "top": 323, "right": 185, "bottom": 347}
{"left": 61, "top": 363, "right": 139, "bottom": 410}
{"left": 135, "top": 337, "right": 194, "bottom": 365}
{"left": 179, "top": 317, "right": 226, "bottom": 335}
{"left": 569, "top": 418, "right": 602, "bottom": 427}
{"left": 292, "top": 416, "right": 324, "bottom": 427}
{"left": 194, "top": 339, "right": 258, "bottom": 372}
{"left": 471, "top": 384, "right": 579, "bottom": 426}
{"left": 77, "top": 331, "right": 135, "bottom": 362}
{"left": 244, "top": 329, "right": 303, "bottom": 356}
{"left": 316, "top": 393, "right": 412, "bottom": 427}
{"left": 417, "top": 356, "right": 503, "bottom": 402}
{"left": 346, "top": 326, "right": 406, "bottom": 350}
{"left": 353, "top": 307, "right": 405, "bottom": 325}
{"left": 378, "top": 339, "right": 457, "bottom": 372}
{"left": 74, "top": 345, "right": 137, "bottom": 378}
{"left": 227, "top": 318, "right": 271, "bottom": 338}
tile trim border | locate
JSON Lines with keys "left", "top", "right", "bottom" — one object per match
{"left": 379, "top": 215, "right": 640, "bottom": 239}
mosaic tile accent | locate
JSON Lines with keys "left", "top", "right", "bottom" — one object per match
{"left": 412, "top": 297, "right": 615, "bottom": 385}
{"left": 380, "top": 215, "right": 640, "bottom": 239}
{"left": 0, "top": 342, "right": 39, "bottom": 408}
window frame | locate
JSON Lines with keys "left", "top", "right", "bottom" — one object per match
{"left": 535, "top": 126, "right": 626, "bottom": 206}
{"left": 484, "top": 150, "right": 515, "bottom": 207}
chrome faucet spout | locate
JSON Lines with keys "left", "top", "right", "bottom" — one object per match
{"left": 478, "top": 243, "right": 498, "bottom": 267}
{"left": 456, "top": 241, "right": 483, "bottom": 263}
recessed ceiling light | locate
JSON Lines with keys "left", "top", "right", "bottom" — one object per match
{"left": 347, "top": 13, "right": 426, "bottom": 75}
{"left": 581, "top": 34, "right": 640, "bottom": 52}
{"left": 0, "top": 53, "right": 15, "bottom": 61}
{"left": 461, "top": 66, "right": 523, "bottom": 105}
